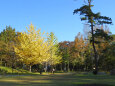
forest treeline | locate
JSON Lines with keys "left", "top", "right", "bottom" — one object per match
{"left": 0, "top": 23, "right": 114, "bottom": 73}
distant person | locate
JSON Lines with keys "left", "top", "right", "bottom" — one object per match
{"left": 52, "top": 68, "right": 55, "bottom": 74}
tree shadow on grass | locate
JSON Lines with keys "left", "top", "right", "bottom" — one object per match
{"left": 0, "top": 73, "right": 115, "bottom": 86}
{"left": 77, "top": 84, "right": 113, "bottom": 86}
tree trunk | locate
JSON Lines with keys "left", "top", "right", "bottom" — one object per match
{"left": 88, "top": 0, "right": 98, "bottom": 75}
{"left": 60, "top": 63, "right": 63, "bottom": 71}
{"left": 45, "top": 62, "right": 47, "bottom": 72}
{"left": 91, "top": 23, "right": 98, "bottom": 74}
{"left": 29, "top": 65, "right": 32, "bottom": 72}
{"left": 0, "top": 58, "right": 2, "bottom": 66}
{"left": 67, "top": 61, "right": 70, "bottom": 72}
{"left": 64, "top": 63, "right": 66, "bottom": 72}
{"left": 5, "top": 62, "right": 7, "bottom": 67}
{"left": 12, "top": 67, "right": 13, "bottom": 74}
{"left": 72, "top": 64, "right": 75, "bottom": 71}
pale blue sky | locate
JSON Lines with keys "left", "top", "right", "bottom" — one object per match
{"left": 0, "top": 0, "right": 115, "bottom": 42}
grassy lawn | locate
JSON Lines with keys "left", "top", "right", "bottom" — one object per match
{"left": 0, "top": 73, "right": 115, "bottom": 86}
{"left": 0, "top": 66, "right": 30, "bottom": 74}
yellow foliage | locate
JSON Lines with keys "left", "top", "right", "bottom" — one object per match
{"left": 14, "top": 24, "right": 61, "bottom": 66}
{"left": 14, "top": 24, "right": 50, "bottom": 65}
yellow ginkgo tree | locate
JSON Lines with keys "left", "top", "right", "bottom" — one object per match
{"left": 14, "top": 24, "right": 50, "bottom": 72}
{"left": 14, "top": 24, "right": 61, "bottom": 72}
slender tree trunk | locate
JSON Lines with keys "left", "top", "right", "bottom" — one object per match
{"left": 29, "top": 65, "right": 32, "bottom": 72}
{"left": 67, "top": 61, "right": 70, "bottom": 72}
{"left": 91, "top": 23, "right": 98, "bottom": 74}
{"left": 72, "top": 64, "right": 75, "bottom": 71}
{"left": 64, "top": 63, "right": 66, "bottom": 72}
{"left": 0, "top": 58, "right": 2, "bottom": 66}
{"left": 39, "top": 64, "right": 43, "bottom": 74}
{"left": 60, "top": 63, "right": 63, "bottom": 71}
{"left": 88, "top": 0, "right": 98, "bottom": 74}
{"left": 5, "top": 62, "right": 7, "bottom": 67}
{"left": 45, "top": 62, "right": 47, "bottom": 72}
{"left": 12, "top": 66, "right": 13, "bottom": 74}
{"left": 12, "top": 56, "right": 14, "bottom": 74}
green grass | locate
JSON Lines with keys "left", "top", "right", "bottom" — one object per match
{"left": 0, "top": 73, "right": 115, "bottom": 86}
{"left": 0, "top": 66, "right": 30, "bottom": 74}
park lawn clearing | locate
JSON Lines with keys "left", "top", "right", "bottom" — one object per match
{"left": 0, "top": 73, "right": 115, "bottom": 86}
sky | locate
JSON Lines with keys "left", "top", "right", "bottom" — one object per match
{"left": 0, "top": 0, "right": 115, "bottom": 42}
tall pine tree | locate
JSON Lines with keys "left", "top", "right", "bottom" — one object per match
{"left": 73, "top": 0, "right": 112, "bottom": 74}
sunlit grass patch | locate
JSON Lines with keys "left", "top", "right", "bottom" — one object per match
{"left": 0, "top": 66, "right": 30, "bottom": 74}
{"left": 0, "top": 73, "right": 115, "bottom": 86}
